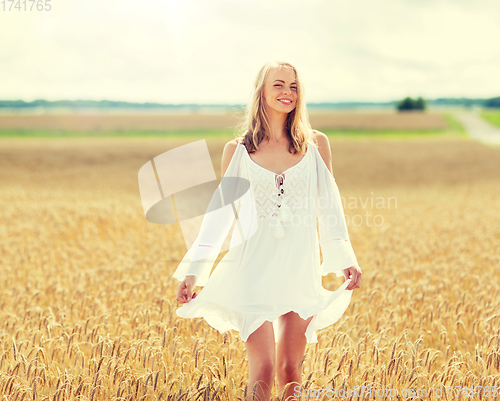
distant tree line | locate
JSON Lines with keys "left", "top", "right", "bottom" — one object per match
{"left": 0, "top": 99, "right": 214, "bottom": 109}
{"left": 0, "top": 97, "right": 498, "bottom": 110}
{"left": 397, "top": 96, "right": 426, "bottom": 111}
{"left": 484, "top": 97, "right": 500, "bottom": 108}
{"left": 396, "top": 96, "right": 500, "bottom": 111}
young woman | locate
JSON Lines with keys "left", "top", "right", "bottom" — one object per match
{"left": 174, "top": 61, "right": 362, "bottom": 401}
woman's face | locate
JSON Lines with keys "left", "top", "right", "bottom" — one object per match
{"left": 261, "top": 66, "right": 298, "bottom": 115}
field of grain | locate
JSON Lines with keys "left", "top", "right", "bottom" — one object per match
{"left": 1, "top": 134, "right": 500, "bottom": 400}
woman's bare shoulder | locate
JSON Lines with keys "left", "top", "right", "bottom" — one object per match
{"left": 223, "top": 138, "right": 241, "bottom": 160}
{"left": 311, "top": 130, "right": 333, "bottom": 174}
{"left": 311, "top": 129, "right": 328, "bottom": 147}
{"left": 221, "top": 138, "right": 241, "bottom": 177}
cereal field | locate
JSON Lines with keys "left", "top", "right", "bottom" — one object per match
{"left": 1, "top": 123, "right": 500, "bottom": 399}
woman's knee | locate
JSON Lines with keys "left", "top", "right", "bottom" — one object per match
{"left": 250, "top": 358, "right": 276, "bottom": 378}
{"left": 277, "top": 358, "right": 301, "bottom": 378}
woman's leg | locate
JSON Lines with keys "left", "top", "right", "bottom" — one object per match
{"left": 276, "top": 311, "right": 314, "bottom": 401}
{"left": 244, "top": 321, "right": 276, "bottom": 401}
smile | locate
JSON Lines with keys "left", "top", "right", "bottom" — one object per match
{"left": 278, "top": 99, "right": 292, "bottom": 104}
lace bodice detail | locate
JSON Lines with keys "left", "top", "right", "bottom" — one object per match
{"left": 243, "top": 144, "right": 311, "bottom": 220}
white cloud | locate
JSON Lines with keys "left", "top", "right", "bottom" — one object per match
{"left": 0, "top": 0, "right": 498, "bottom": 103}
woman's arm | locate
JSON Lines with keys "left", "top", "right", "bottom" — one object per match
{"left": 173, "top": 139, "right": 241, "bottom": 292}
{"left": 313, "top": 129, "right": 362, "bottom": 290}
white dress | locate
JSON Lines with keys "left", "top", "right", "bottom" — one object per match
{"left": 172, "top": 138, "right": 360, "bottom": 343}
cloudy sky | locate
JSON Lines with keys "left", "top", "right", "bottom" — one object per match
{"left": 0, "top": 0, "right": 499, "bottom": 104}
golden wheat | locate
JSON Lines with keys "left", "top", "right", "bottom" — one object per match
{"left": 0, "top": 136, "right": 499, "bottom": 400}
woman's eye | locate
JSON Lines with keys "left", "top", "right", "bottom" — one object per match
{"left": 274, "top": 84, "right": 297, "bottom": 90}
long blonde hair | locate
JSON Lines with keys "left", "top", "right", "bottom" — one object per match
{"left": 235, "top": 61, "right": 313, "bottom": 155}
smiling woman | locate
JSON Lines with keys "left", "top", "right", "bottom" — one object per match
{"left": 173, "top": 60, "right": 362, "bottom": 401}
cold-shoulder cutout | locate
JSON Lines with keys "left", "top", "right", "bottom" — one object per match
{"left": 311, "top": 130, "right": 333, "bottom": 176}
{"left": 221, "top": 139, "right": 240, "bottom": 177}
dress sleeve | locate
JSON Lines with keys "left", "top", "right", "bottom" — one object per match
{"left": 172, "top": 195, "right": 238, "bottom": 286}
{"left": 316, "top": 148, "right": 360, "bottom": 278}
{"left": 172, "top": 143, "right": 242, "bottom": 287}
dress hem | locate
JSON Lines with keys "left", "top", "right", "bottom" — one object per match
{"left": 176, "top": 279, "right": 353, "bottom": 344}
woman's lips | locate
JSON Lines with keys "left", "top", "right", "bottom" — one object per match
{"left": 278, "top": 99, "right": 293, "bottom": 105}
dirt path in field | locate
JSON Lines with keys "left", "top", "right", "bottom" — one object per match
{"left": 452, "top": 110, "right": 500, "bottom": 146}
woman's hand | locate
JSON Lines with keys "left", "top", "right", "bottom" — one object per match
{"left": 176, "top": 275, "right": 198, "bottom": 303}
{"left": 343, "top": 266, "right": 362, "bottom": 290}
